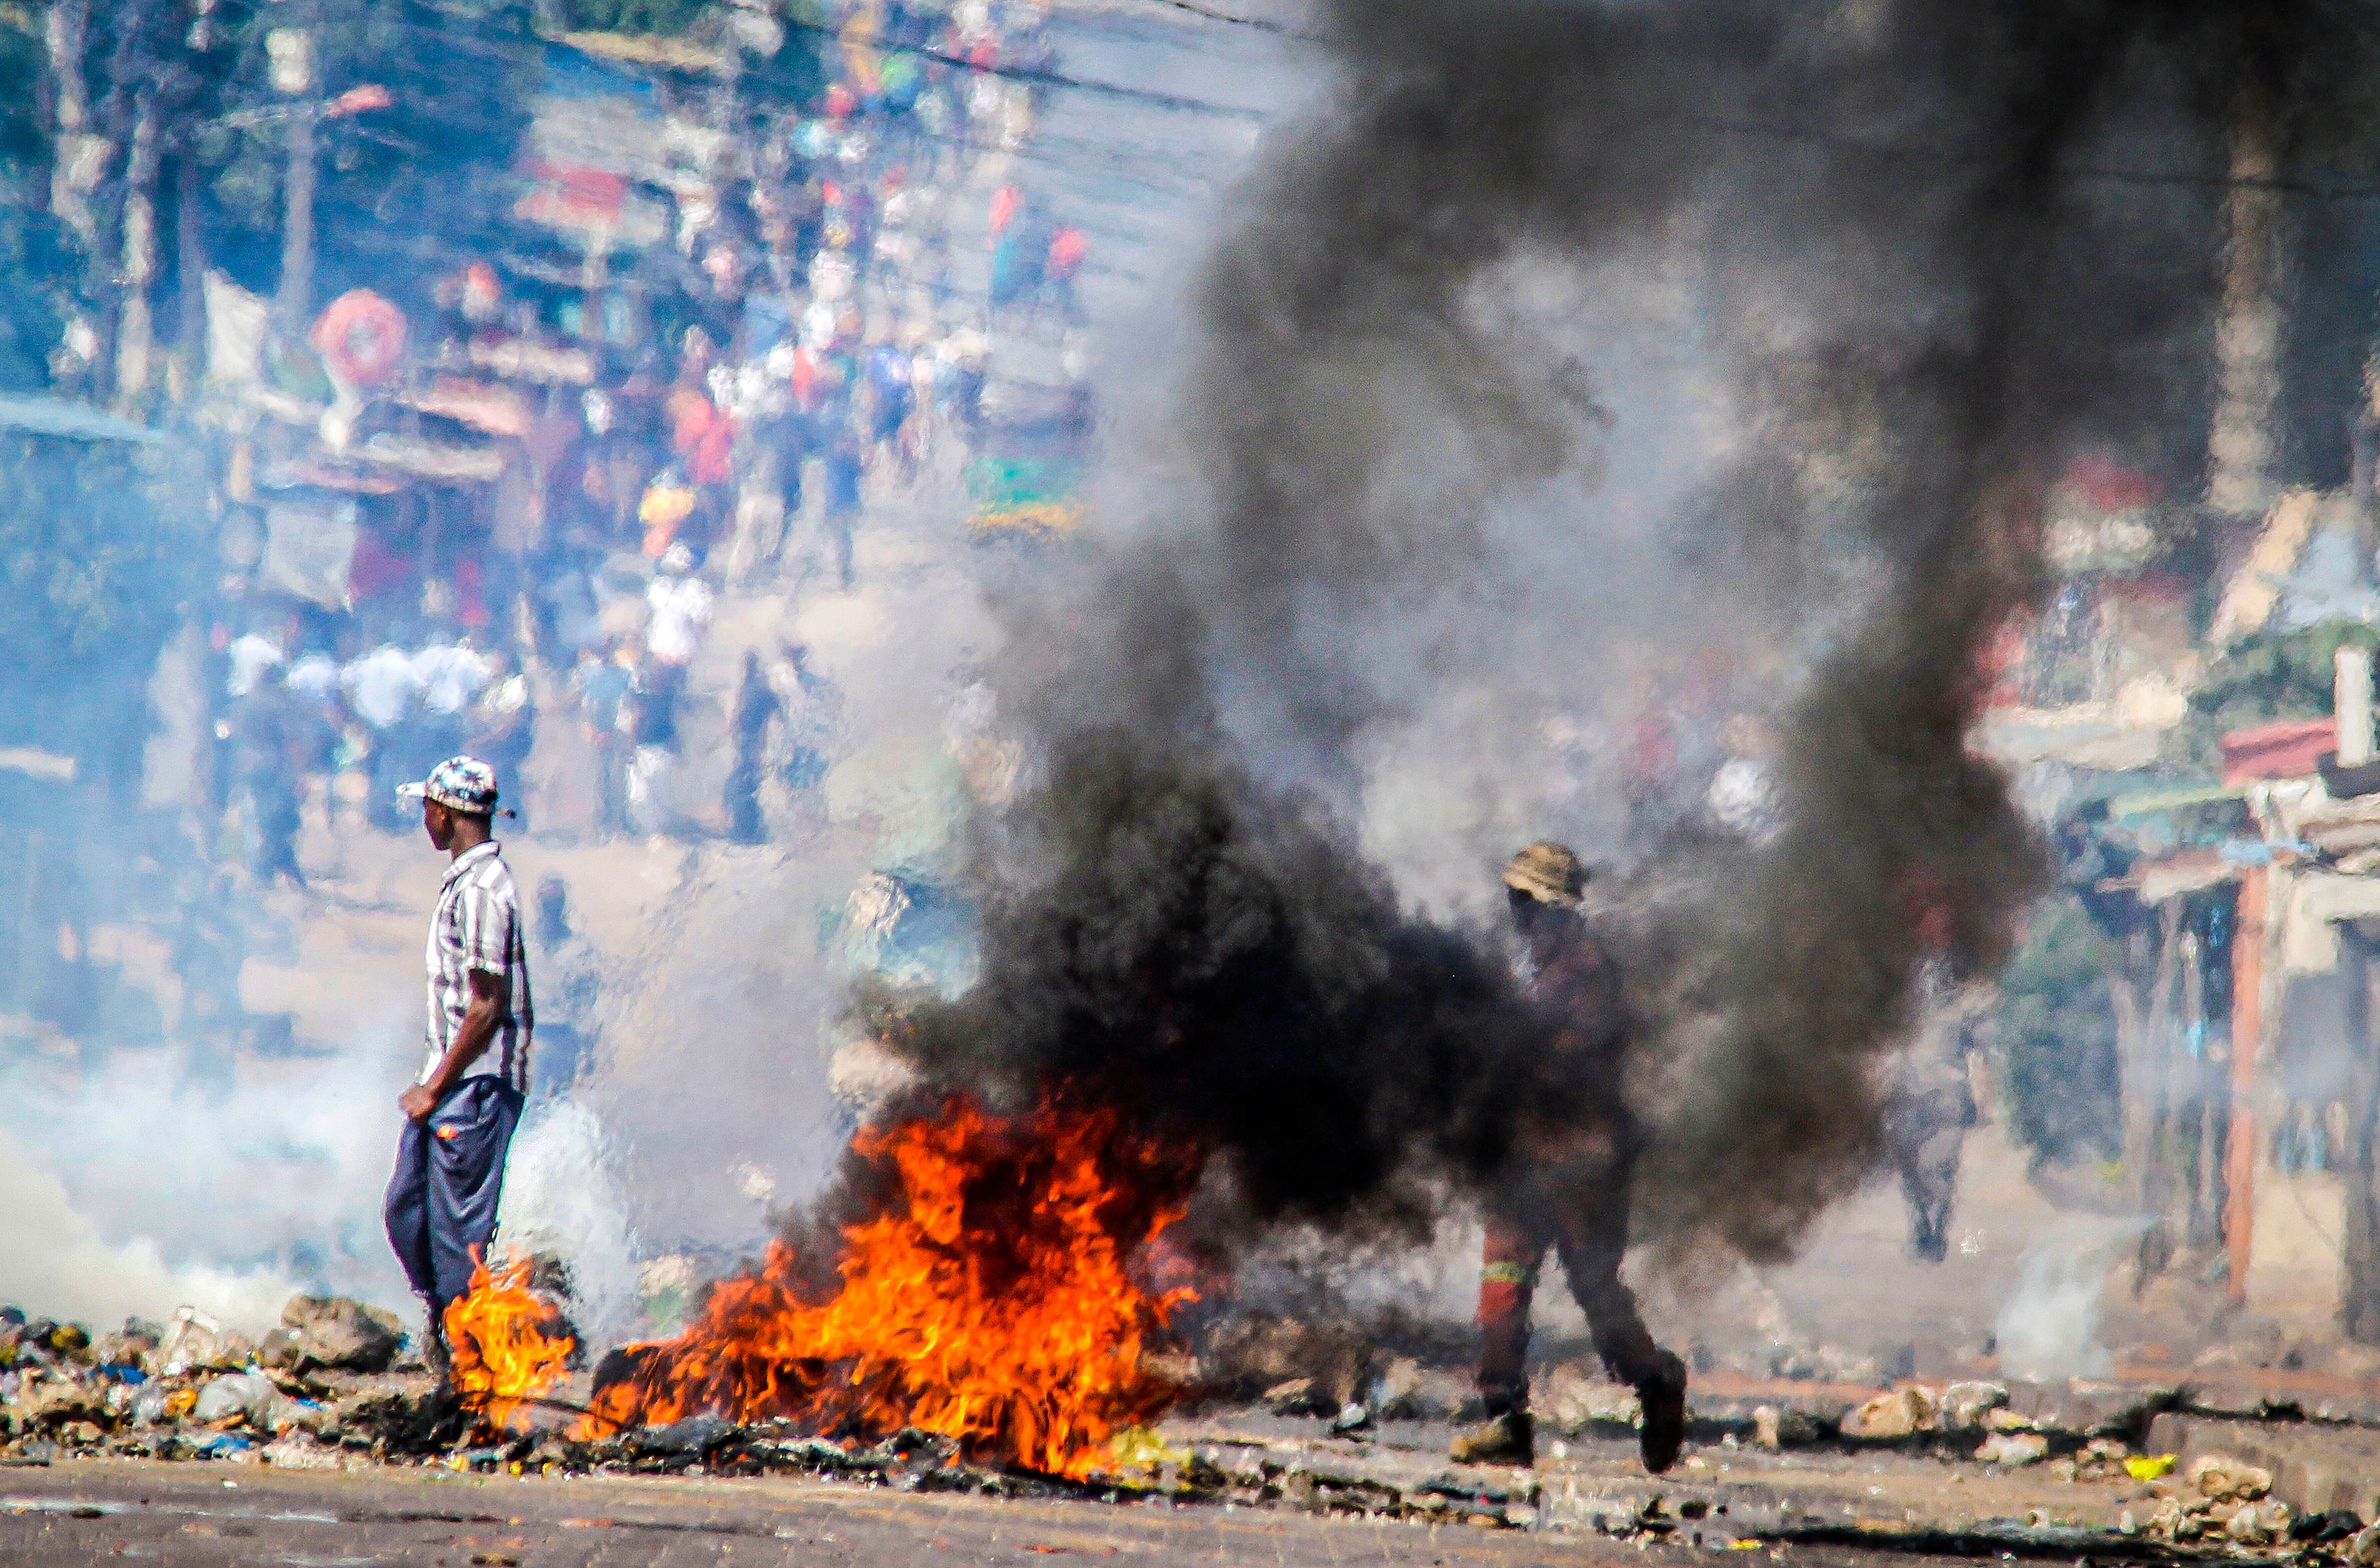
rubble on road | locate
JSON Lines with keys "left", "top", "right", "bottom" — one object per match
{"left": 0, "top": 1297, "right": 464, "bottom": 1471}
{"left": 6, "top": 1292, "right": 2379, "bottom": 1556}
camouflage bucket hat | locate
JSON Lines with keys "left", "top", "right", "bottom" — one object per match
{"left": 396, "top": 755, "right": 513, "bottom": 818}
{"left": 1502, "top": 841, "right": 1587, "bottom": 906}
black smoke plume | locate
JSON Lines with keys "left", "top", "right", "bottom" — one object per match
{"left": 854, "top": 0, "right": 2380, "bottom": 1271}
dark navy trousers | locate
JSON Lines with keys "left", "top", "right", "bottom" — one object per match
{"left": 383, "top": 1076, "right": 524, "bottom": 1308}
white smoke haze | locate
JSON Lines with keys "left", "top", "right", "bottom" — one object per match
{"left": 0, "top": 1128, "right": 295, "bottom": 1333}
{"left": 495, "top": 1101, "right": 641, "bottom": 1351}
{"left": 0, "top": 1033, "right": 416, "bottom": 1333}
{"left": 1993, "top": 1220, "right": 2142, "bottom": 1383}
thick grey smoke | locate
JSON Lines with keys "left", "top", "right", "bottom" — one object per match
{"left": 868, "top": 0, "right": 2380, "bottom": 1276}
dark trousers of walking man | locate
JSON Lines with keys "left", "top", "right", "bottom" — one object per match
{"left": 384, "top": 1077, "right": 523, "bottom": 1308}
{"left": 382, "top": 755, "right": 535, "bottom": 1367}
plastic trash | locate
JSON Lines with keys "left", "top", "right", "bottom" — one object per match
{"left": 193, "top": 1371, "right": 279, "bottom": 1427}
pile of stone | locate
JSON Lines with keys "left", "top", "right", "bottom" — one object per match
{"left": 0, "top": 1296, "right": 462, "bottom": 1468}
{"left": 2129, "top": 1455, "right": 2296, "bottom": 1546}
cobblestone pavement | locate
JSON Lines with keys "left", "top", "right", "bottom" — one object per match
{"left": 0, "top": 1458, "right": 1949, "bottom": 1568}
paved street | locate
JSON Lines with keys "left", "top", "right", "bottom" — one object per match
{"left": 0, "top": 1458, "right": 1959, "bottom": 1568}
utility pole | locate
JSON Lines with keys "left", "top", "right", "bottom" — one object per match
{"left": 268, "top": 17, "right": 318, "bottom": 329}
{"left": 2343, "top": 922, "right": 2380, "bottom": 1341}
{"left": 2207, "top": 90, "right": 2286, "bottom": 520}
{"left": 115, "top": 94, "right": 162, "bottom": 406}
{"left": 43, "top": 0, "right": 99, "bottom": 251}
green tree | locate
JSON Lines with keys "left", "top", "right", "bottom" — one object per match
{"left": 0, "top": 433, "right": 208, "bottom": 786}
{"left": 1996, "top": 896, "right": 2125, "bottom": 1167}
{"left": 552, "top": 0, "right": 711, "bottom": 32}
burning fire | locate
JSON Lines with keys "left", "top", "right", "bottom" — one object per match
{"left": 578, "top": 1094, "right": 1201, "bottom": 1479}
{"left": 444, "top": 1255, "right": 576, "bottom": 1432}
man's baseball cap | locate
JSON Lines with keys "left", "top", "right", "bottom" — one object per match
{"left": 397, "top": 755, "right": 513, "bottom": 817}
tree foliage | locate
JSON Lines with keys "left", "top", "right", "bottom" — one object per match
{"left": 2170, "top": 619, "right": 2380, "bottom": 769}
{"left": 552, "top": 0, "right": 712, "bottom": 33}
{"left": 1995, "top": 896, "right": 2125, "bottom": 1167}
{"left": 0, "top": 435, "right": 207, "bottom": 762}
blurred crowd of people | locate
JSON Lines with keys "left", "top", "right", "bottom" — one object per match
{"left": 197, "top": 0, "right": 1092, "bottom": 876}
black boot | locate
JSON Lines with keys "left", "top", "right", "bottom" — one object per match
{"left": 1636, "top": 1349, "right": 1687, "bottom": 1474}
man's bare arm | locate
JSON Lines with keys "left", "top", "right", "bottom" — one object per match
{"left": 398, "top": 969, "right": 507, "bottom": 1122}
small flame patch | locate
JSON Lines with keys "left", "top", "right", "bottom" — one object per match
{"left": 444, "top": 1255, "right": 576, "bottom": 1432}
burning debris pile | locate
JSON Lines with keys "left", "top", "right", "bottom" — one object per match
{"left": 578, "top": 1095, "right": 1202, "bottom": 1480}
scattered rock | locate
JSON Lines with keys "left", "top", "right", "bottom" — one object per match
{"left": 1936, "top": 1381, "right": 2009, "bottom": 1431}
{"left": 2188, "top": 1453, "right": 2273, "bottom": 1502}
{"left": 1207, "top": 1317, "right": 1375, "bottom": 1409}
{"left": 2228, "top": 1499, "right": 2292, "bottom": 1545}
{"left": 1542, "top": 1364, "right": 1641, "bottom": 1432}
{"left": 1840, "top": 1386, "right": 1936, "bottom": 1441}
{"left": 1262, "top": 1378, "right": 1328, "bottom": 1417}
{"left": 313, "top": 1378, "right": 461, "bottom": 1453}
{"left": 266, "top": 1297, "right": 403, "bottom": 1375}
{"left": 1976, "top": 1431, "right": 2050, "bottom": 1467}
{"left": 632, "top": 1413, "right": 741, "bottom": 1458}
{"left": 259, "top": 1436, "right": 343, "bottom": 1471}
{"left": 10, "top": 1376, "right": 110, "bottom": 1434}
{"left": 1370, "top": 1357, "right": 1467, "bottom": 1423}
{"left": 2292, "top": 1509, "right": 2365, "bottom": 1545}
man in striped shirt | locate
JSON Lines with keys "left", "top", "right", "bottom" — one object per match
{"left": 382, "top": 755, "right": 535, "bottom": 1371}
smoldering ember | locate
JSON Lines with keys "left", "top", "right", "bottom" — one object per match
{"left": 29, "top": 3, "right": 2380, "bottom": 1568}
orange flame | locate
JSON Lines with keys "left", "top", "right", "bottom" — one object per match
{"left": 577, "top": 1095, "right": 1200, "bottom": 1479}
{"left": 444, "top": 1255, "right": 576, "bottom": 1432}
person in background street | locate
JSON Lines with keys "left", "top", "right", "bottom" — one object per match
{"left": 412, "top": 636, "right": 491, "bottom": 768}
{"left": 940, "top": 317, "right": 989, "bottom": 434}
{"left": 572, "top": 642, "right": 633, "bottom": 839}
{"left": 646, "top": 544, "right": 713, "bottom": 667}
{"left": 623, "top": 638, "right": 685, "bottom": 839}
{"left": 1705, "top": 712, "right": 1783, "bottom": 845}
{"left": 224, "top": 624, "right": 287, "bottom": 700}
{"left": 1882, "top": 966, "right": 1992, "bottom": 1262}
{"left": 232, "top": 666, "right": 307, "bottom": 892}
{"left": 725, "top": 649, "right": 783, "bottom": 845}
{"left": 467, "top": 648, "right": 535, "bottom": 831}
{"left": 865, "top": 331, "right": 915, "bottom": 482}
{"left": 383, "top": 756, "right": 533, "bottom": 1378}
{"left": 528, "top": 875, "right": 600, "bottom": 1101}
{"left": 1451, "top": 842, "right": 1687, "bottom": 1474}
{"left": 344, "top": 635, "right": 425, "bottom": 833}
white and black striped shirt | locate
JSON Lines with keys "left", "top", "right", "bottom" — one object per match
{"left": 421, "top": 841, "right": 534, "bottom": 1092}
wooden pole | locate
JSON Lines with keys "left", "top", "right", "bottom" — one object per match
{"left": 2343, "top": 924, "right": 2380, "bottom": 1341}
{"left": 277, "top": 104, "right": 316, "bottom": 330}
{"left": 2224, "top": 865, "right": 2269, "bottom": 1302}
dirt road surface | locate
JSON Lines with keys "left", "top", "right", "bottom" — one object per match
{"left": 0, "top": 1458, "right": 1988, "bottom": 1568}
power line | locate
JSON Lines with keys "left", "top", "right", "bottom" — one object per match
{"left": 1649, "top": 102, "right": 2380, "bottom": 199}
{"left": 786, "top": 18, "right": 1268, "bottom": 120}
{"left": 1105, "top": 0, "right": 2380, "bottom": 199}
{"left": 1125, "top": 0, "right": 1305, "bottom": 38}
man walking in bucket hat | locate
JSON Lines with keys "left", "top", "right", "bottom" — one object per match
{"left": 383, "top": 756, "right": 534, "bottom": 1375}
{"left": 1450, "top": 841, "right": 1688, "bottom": 1474}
